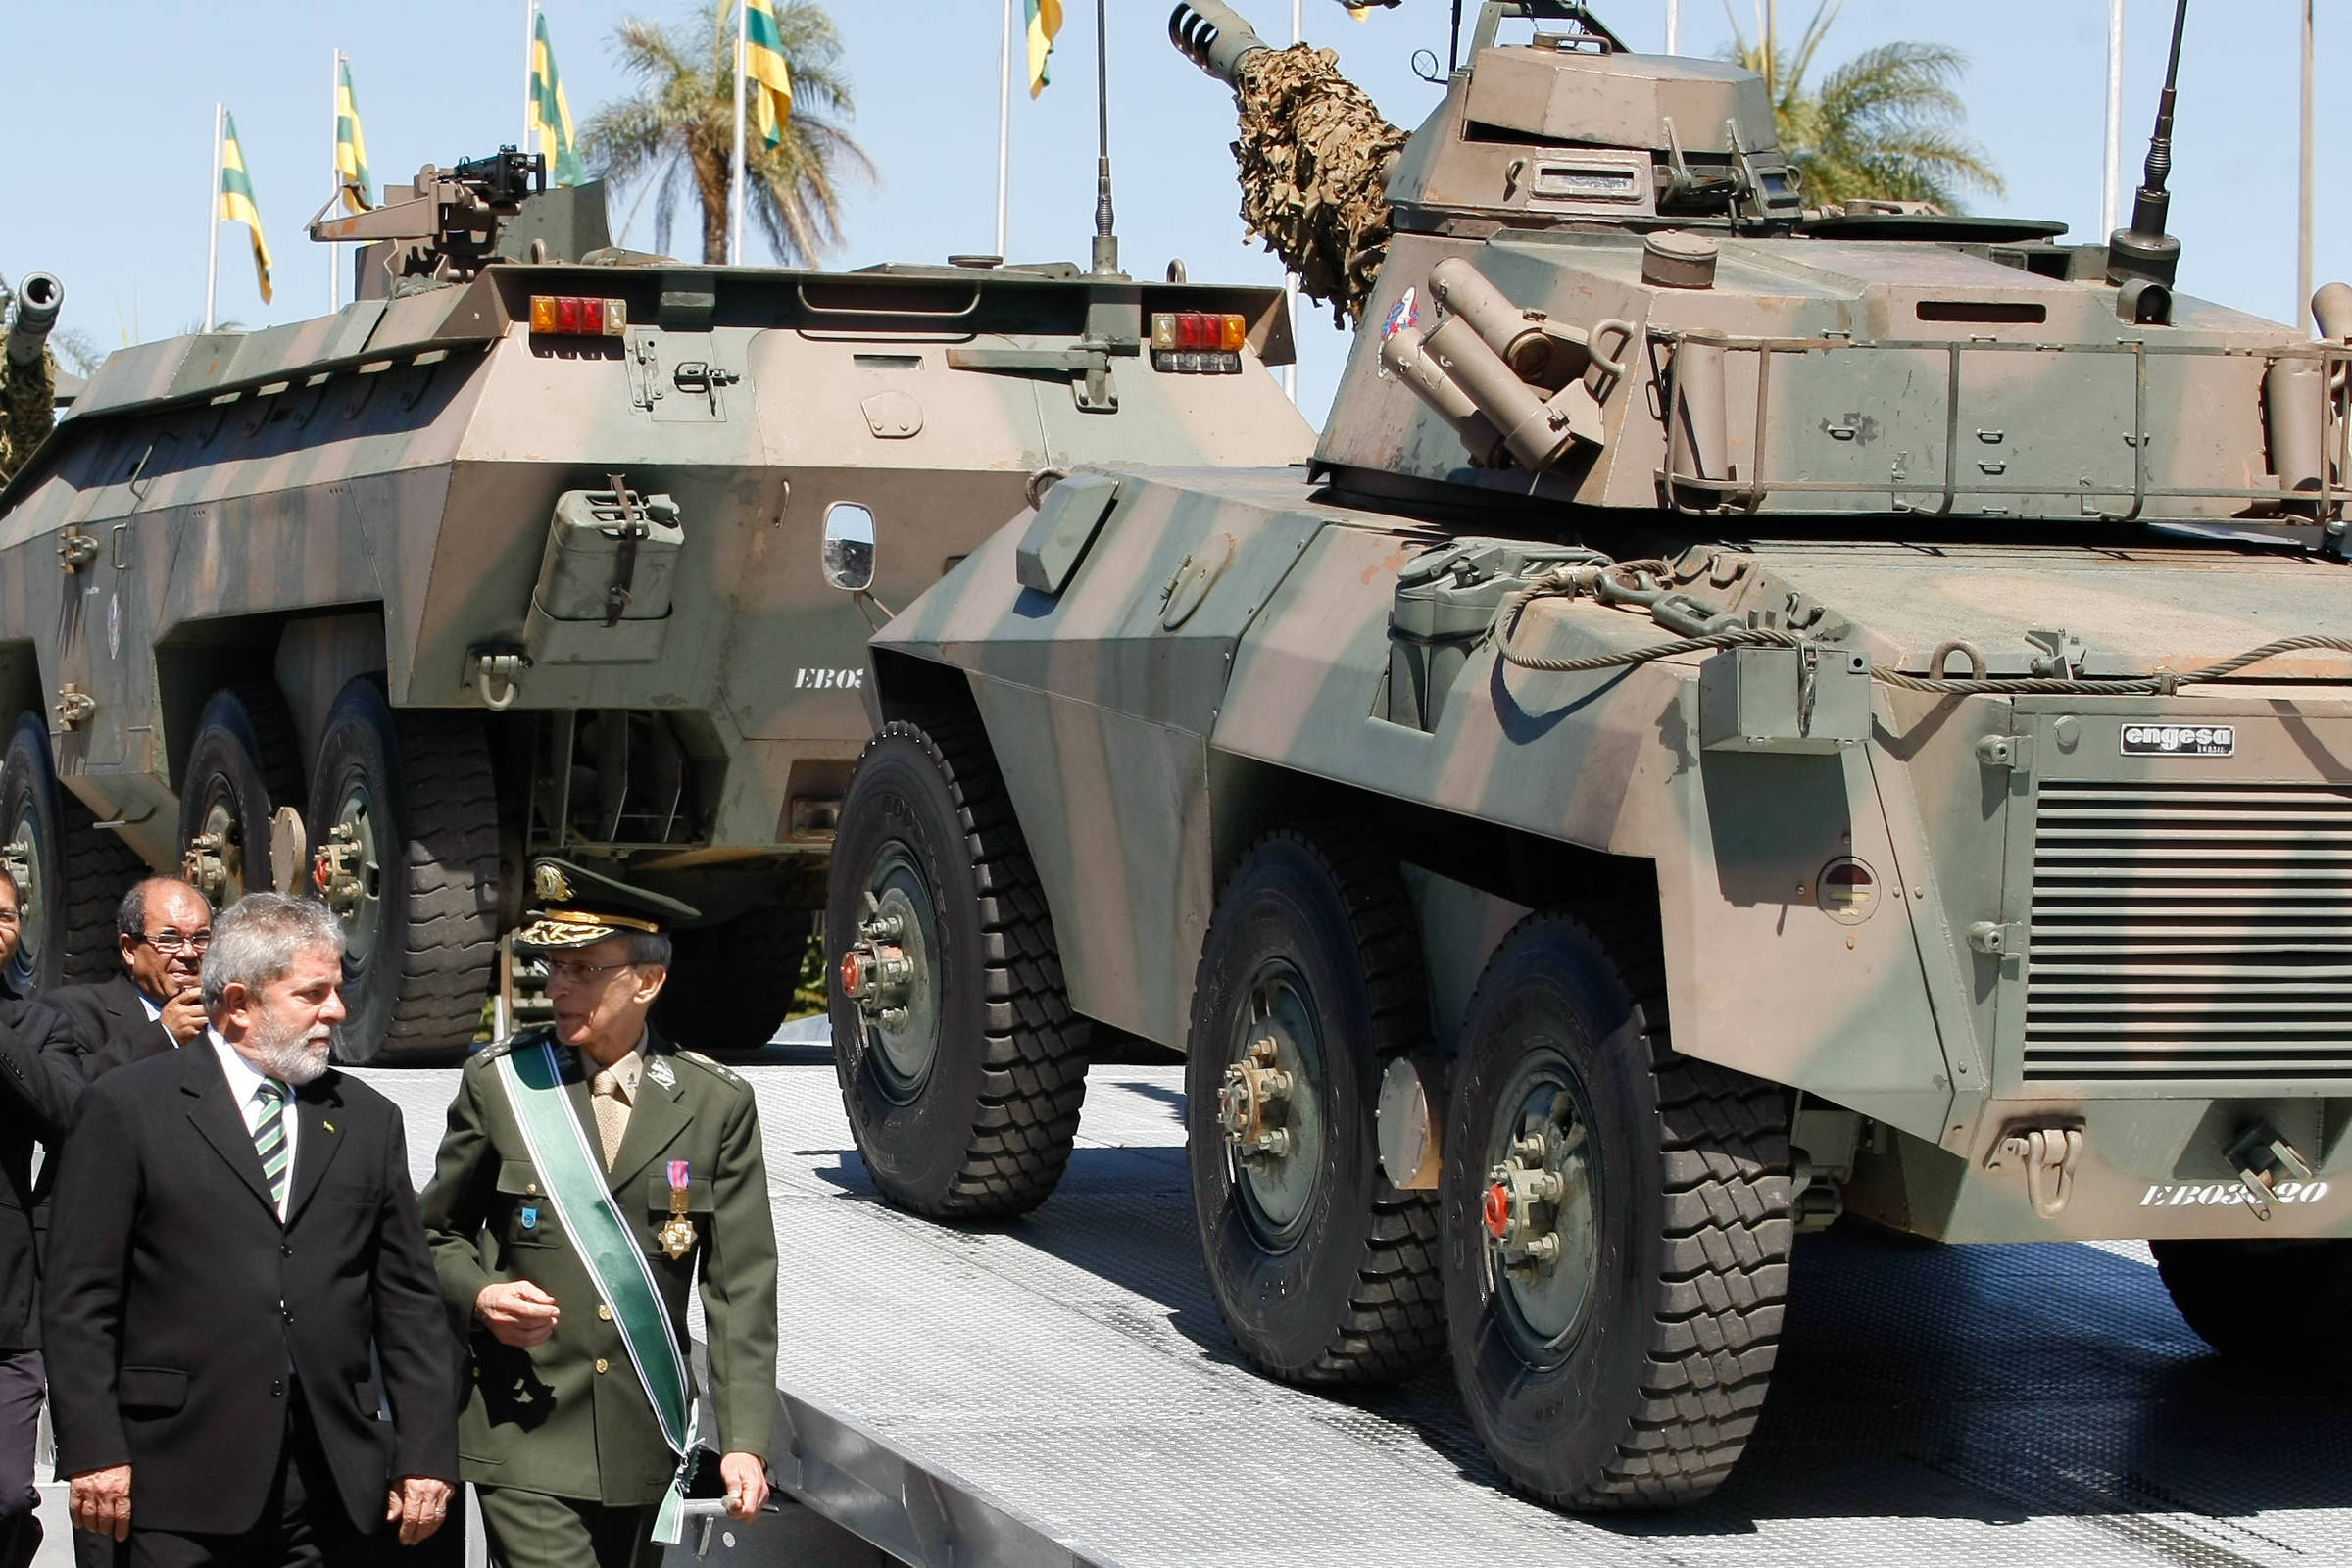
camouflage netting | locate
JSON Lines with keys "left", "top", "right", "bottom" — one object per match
{"left": 0, "top": 350, "right": 54, "bottom": 485}
{"left": 1230, "top": 42, "right": 1406, "bottom": 327}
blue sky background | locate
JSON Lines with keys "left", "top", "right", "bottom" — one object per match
{"left": 1, "top": 1, "right": 2341, "bottom": 423}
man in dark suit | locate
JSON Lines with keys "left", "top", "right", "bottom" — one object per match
{"left": 0, "top": 868, "right": 87, "bottom": 1568}
{"left": 46, "top": 878, "right": 211, "bottom": 1080}
{"left": 43, "top": 892, "right": 458, "bottom": 1567}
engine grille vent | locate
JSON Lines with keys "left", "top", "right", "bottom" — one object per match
{"left": 2024, "top": 779, "right": 2352, "bottom": 1082}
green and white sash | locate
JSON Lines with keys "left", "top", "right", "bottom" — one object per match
{"left": 496, "top": 1039, "right": 698, "bottom": 1543}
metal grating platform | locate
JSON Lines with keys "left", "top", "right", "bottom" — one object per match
{"left": 368, "top": 1054, "right": 2352, "bottom": 1568}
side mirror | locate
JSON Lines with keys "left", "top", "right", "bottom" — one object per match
{"left": 821, "top": 502, "right": 876, "bottom": 592}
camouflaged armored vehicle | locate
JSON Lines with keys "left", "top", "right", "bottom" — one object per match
{"left": 828, "top": 0, "right": 2352, "bottom": 1510}
{"left": 0, "top": 150, "right": 1310, "bottom": 1061}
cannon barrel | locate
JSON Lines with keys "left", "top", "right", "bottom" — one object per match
{"left": 5, "top": 273, "right": 62, "bottom": 368}
{"left": 1169, "top": 1, "right": 1272, "bottom": 85}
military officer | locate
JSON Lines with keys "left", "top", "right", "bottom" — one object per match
{"left": 418, "top": 860, "right": 779, "bottom": 1568}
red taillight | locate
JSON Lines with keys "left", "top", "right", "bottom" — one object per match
{"left": 1148, "top": 311, "right": 1249, "bottom": 374}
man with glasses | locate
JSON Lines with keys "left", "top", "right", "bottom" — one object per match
{"left": 0, "top": 870, "right": 105, "bottom": 1568}
{"left": 48, "top": 879, "right": 213, "bottom": 1081}
{"left": 419, "top": 859, "right": 777, "bottom": 1568}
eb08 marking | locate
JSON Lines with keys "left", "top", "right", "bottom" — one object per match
{"left": 2140, "top": 1179, "right": 2328, "bottom": 1206}
{"left": 2121, "top": 723, "right": 2234, "bottom": 756}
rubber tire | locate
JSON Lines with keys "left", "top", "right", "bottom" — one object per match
{"left": 827, "top": 718, "right": 1089, "bottom": 1219}
{"left": 2152, "top": 1238, "right": 2352, "bottom": 1384}
{"left": 306, "top": 678, "right": 499, "bottom": 1065}
{"left": 1185, "top": 829, "right": 1445, "bottom": 1385}
{"left": 0, "top": 713, "right": 146, "bottom": 996}
{"left": 1442, "top": 913, "right": 1792, "bottom": 1510}
{"left": 177, "top": 685, "right": 304, "bottom": 906}
{"left": 652, "top": 904, "right": 815, "bottom": 1054}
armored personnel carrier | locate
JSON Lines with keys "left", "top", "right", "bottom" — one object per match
{"left": 0, "top": 149, "right": 1311, "bottom": 1060}
{"left": 829, "top": 0, "right": 2352, "bottom": 1509}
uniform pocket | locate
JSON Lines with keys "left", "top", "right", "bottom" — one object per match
{"left": 118, "top": 1366, "right": 187, "bottom": 1413}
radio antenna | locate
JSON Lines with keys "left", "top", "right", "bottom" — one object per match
{"left": 2106, "top": 0, "right": 2190, "bottom": 288}
{"left": 1091, "top": 0, "right": 1123, "bottom": 277}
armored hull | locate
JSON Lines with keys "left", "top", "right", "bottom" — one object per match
{"left": 0, "top": 254, "right": 1310, "bottom": 1058}
{"left": 826, "top": 0, "right": 2352, "bottom": 1514}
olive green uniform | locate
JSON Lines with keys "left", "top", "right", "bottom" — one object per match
{"left": 419, "top": 1028, "right": 778, "bottom": 1568}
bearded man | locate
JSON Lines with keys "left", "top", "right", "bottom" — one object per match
{"left": 41, "top": 893, "right": 458, "bottom": 1568}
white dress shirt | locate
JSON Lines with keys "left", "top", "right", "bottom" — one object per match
{"left": 209, "top": 1027, "right": 297, "bottom": 1221}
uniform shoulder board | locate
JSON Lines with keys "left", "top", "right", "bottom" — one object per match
{"left": 473, "top": 1028, "right": 549, "bottom": 1066}
{"left": 677, "top": 1050, "right": 747, "bottom": 1087}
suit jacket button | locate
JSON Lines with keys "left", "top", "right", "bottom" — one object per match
{"left": 271, "top": 1379, "right": 284, "bottom": 1397}
{"left": 597, "top": 1305, "right": 612, "bottom": 1322}
{"left": 594, "top": 1358, "right": 609, "bottom": 1374}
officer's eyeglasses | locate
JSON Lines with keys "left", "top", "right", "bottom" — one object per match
{"left": 544, "top": 958, "right": 636, "bottom": 990}
{"left": 140, "top": 929, "right": 212, "bottom": 956}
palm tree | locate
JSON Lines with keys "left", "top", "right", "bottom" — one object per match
{"left": 1725, "top": 2, "right": 2003, "bottom": 213}
{"left": 580, "top": 0, "right": 871, "bottom": 266}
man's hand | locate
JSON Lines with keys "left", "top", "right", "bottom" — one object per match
{"left": 159, "top": 988, "right": 206, "bottom": 1045}
{"left": 386, "top": 1476, "right": 454, "bottom": 1545}
{"left": 69, "top": 1465, "right": 130, "bottom": 1541}
{"left": 718, "top": 1452, "right": 769, "bottom": 1522}
{"left": 474, "top": 1280, "right": 560, "bottom": 1347}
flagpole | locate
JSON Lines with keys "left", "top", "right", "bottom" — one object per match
{"left": 204, "top": 101, "right": 223, "bottom": 333}
{"left": 328, "top": 51, "right": 342, "bottom": 313}
{"left": 523, "top": 0, "right": 537, "bottom": 152}
{"left": 1283, "top": 0, "right": 1299, "bottom": 404}
{"left": 1665, "top": 0, "right": 1679, "bottom": 54}
{"left": 2298, "top": 0, "right": 2315, "bottom": 331}
{"left": 2101, "top": 0, "right": 2124, "bottom": 238}
{"left": 995, "top": 0, "right": 1013, "bottom": 259}
{"left": 728, "top": 0, "right": 749, "bottom": 265}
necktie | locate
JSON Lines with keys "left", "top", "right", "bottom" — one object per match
{"left": 253, "top": 1080, "right": 290, "bottom": 1215}
{"left": 591, "top": 1067, "right": 629, "bottom": 1170}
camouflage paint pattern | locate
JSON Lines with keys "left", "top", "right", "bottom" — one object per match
{"left": 870, "top": 20, "right": 2352, "bottom": 1248}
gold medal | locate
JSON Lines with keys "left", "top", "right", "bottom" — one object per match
{"left": 661, "top": 1159, "right": 697, "bottom": 1259}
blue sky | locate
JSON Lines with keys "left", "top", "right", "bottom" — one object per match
{"left": 1, "top": 1, "right": 2341, "bottom": 423}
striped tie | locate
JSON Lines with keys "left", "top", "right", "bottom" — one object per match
{"left": 253, "top": 1080, "right": 290, "bottom": 1215}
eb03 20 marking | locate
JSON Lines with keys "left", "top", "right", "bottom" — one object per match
{"left": 793, "top": 667, "right": 864, "bottom": 689}
{"left": 2140, "top": 1179, "right": 2329, "bottom": 1206}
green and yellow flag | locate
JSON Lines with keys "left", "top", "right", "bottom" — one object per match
{"left": 744, "top": 0, "right": 795, "bottom": 149}
{"left": 1024, "top": 0, "right": 1062, "bottom": 97}
{"left": 335, "top": 56, "right": 373, "bottom": 212}
{"left": 220, "top": 113, "right": 273, "bottom": 305}
{"left": 528, "top": 11, "right": 586, "bottom": 186}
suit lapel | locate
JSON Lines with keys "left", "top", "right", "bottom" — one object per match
{"left": 181, "top": 1046, "right": 275, "bottom": 1218}
{"left": 284, "top": 1076, "right": 349, "bottom": 1226}
{"left": 605, "top": 1044, "right": 690, "bottom": 1196}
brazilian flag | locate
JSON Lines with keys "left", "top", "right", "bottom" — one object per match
{"left": 335, "top": 57, "right": 373, "bottom": 213}
{"left": 1025, "top": 0, "right": 1061, "bottom": 97}
{"left": 220, "top": 113, "right": 273, "bottom": 305}
{"left": 529, "top": 11, "right": 586, "bottom": 187}
{"left": 745, "top": 0, "right": 795, "bottom": 149}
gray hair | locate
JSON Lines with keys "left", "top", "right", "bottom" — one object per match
{"left": 619, "top": 929, "right": 673, "bottom": 969}
{"left": 201, "top": 893, "right": 345, "bottom": 1012}
{"left": 0, "top": 865, "right": 19, "bottom": 910}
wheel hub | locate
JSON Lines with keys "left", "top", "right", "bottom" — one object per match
{"left": 1222, "top": 966, "right": 1327, "bottom": 1250}
{"left": 1483, "top": 1065, "right": 1601, "bottom": 1359}
{"left": 1219, "top": 1037, "right": 1296, "bottom": 1160}
{"left": 843, "top": 864, "right": 941, "bottom": 1101}
{"left": 839, "top": 894, "right": 916, "bottom": 1029}
{"left": 184, "top": 794, "right": 239, "bottom": 905}
{"left": 312, "top": 792, "right": 382, "bottom": 965}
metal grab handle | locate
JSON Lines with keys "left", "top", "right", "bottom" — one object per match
{"left": 795, "top": 281, "right": 981, "bottom": 320}
{"left": 1929, "top": 640, "right": 1987, "bottom": 679}
{"left": 1585, "top": 318, "right": 1635, "bottom": 382}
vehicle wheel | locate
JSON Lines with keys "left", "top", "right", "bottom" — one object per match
{"left": 0, "top": 713, "right": 146, "bottom": 995}
{"left": 2152, "top": 1237, "right": 2352, "bottom": 1383}
{"left": 827, "top": 717, "right": 1089, "bottom": 1218}
{"left": 1442, "top": 913, "right": 1792, "bottom": 1510}
{"left": 306, "top": 678, "right": 498, "bottom": 1065}
{"left": 1185, "top": 829, "right": 1444, "bottom": 1384}
{"left": 652, "top": 904, "right": 815, "bottom": 1054}
{"left": 177, "top": 685, "right": 303, "bottom": 906}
